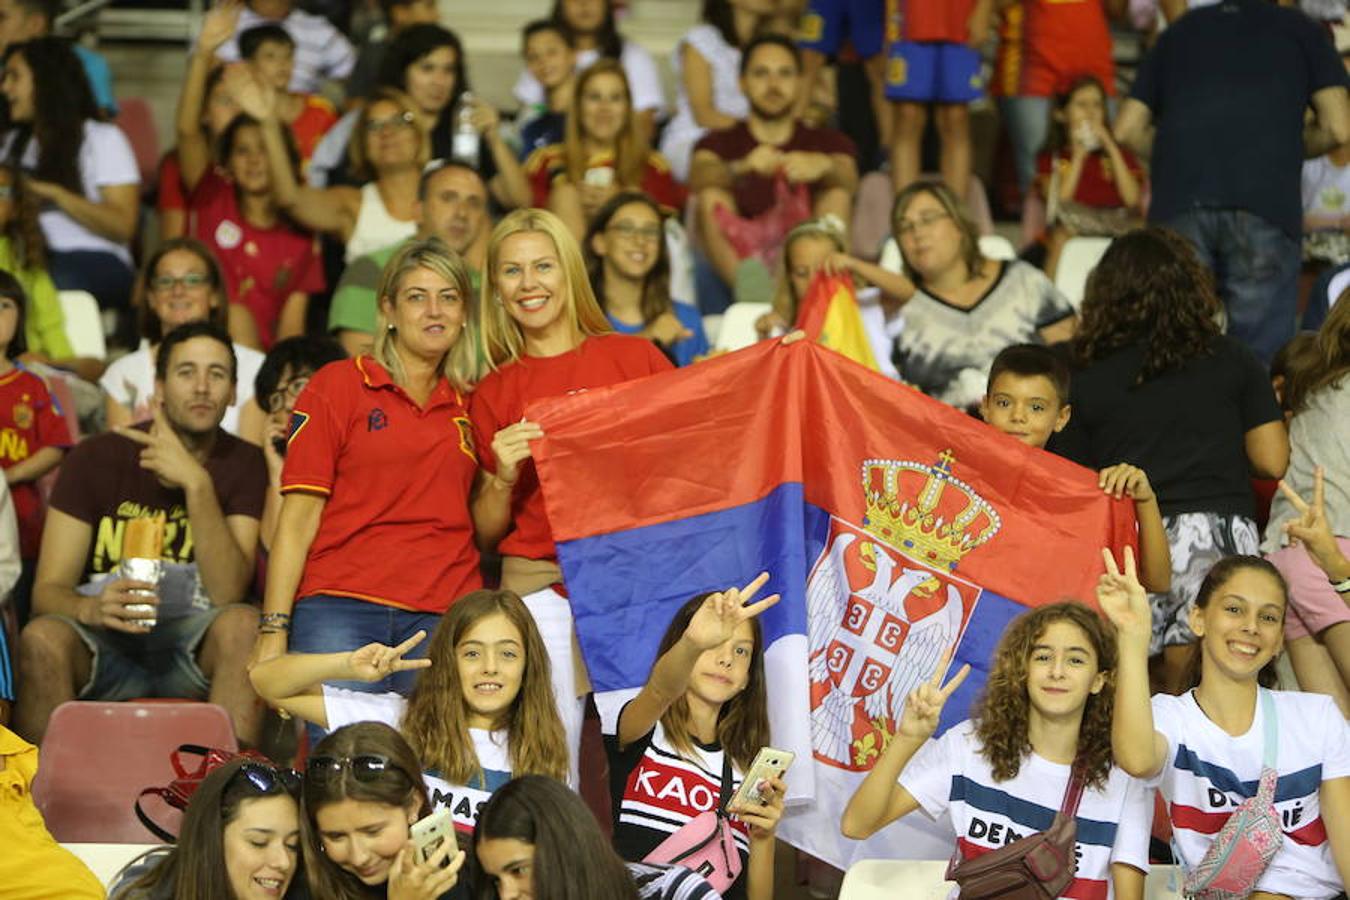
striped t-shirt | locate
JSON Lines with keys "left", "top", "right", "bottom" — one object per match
{"left": 628, "top": 861, "right": 724, "bottom": 899}
{"left": 1151, "top": 689, "right": 1350, "bottom": 899}
{"left": 900, "top": 720, "right": 1152, "bottom": 900}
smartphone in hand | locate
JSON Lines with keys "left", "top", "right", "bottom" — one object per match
{"left": 729, "top": 747, "right": 795, "bottom": 809}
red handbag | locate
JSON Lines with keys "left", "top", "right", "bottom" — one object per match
{"left": 135, "top": 744, "right": 271, "bottom": 841}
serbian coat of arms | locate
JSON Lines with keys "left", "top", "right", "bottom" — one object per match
{"left": 806, "top": 451, "right": 1002, "bottom": 771}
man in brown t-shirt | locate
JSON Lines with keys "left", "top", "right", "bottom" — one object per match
{"left": 691, "top": 34, "right": 859, "bottom": 290}
{"left": 13, "top": 322, "right": 267, "bottom": 745}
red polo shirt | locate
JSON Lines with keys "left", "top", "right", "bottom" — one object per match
{"left": 282, "top": 356, "right": 482, "bottom": 613}
{"left": 469, "top": 334, "right": 672, "bottom": 562}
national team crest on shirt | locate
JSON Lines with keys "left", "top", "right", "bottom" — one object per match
{"left": 12, "top": 395, "right": 33, "bottom": 430}
{"left": 806, "top": 451, "right": 1000, "bottom": 772}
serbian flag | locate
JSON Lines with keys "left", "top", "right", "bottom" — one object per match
{"left": 795, "top": 271, "right": 880, "bottom": 372}
{"left": 530, "top": 340, "right": 1137, "bottom": 870}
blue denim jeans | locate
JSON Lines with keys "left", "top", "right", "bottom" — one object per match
{"left": 999, "top": 96, "right": 1051, "bottom": 196}
{"left": 290, "top": 595, "right": 440, "bottom": 742}
{"left": 1165, "top": 208, "right": 1301, "bottom": 365}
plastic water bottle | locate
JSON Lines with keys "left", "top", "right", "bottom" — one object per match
{"left": 453, "top": 92, "right": 481, "bottom": 164}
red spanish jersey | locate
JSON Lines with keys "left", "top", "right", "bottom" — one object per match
{"left": 0, "top": 367, "right": 73, "bottom": 557}
{"left": 992, "top": 0, "right": 1115, "bottom": 98}
{"left": 888, "top": 0, "right": 978, "bottom": 43}
{"left": 523, "top": 145, "right": 687, "bottom": 215}
{"left": 282, "top": 357, "right": 482, "bottom": 613}
{"left": 1036, "top": 147, "right": 1144, "bottom": 209}
{"left": 469, "top": 334, "right": 673, "bottom": 562}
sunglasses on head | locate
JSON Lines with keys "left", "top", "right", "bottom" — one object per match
{"left": 233, "top": 761, "right": 302, "bottom": 796}
{"left": 306, "top": 754, "right": 406, "bottom": 785}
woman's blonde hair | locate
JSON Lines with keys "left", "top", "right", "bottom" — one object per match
{"left": 971, "top": 602, "right": 1117, "bottom": 790}
{"left": 374, "top": 237, "right": 479, "bottom": 391}
{"left": 400, "top": 589, "right": 569, "bottom": 786}
{"left": 892, "top": 181, "right": 984, "bottom": 284}
{"left": 348, "top": 87, "right": 431, "bottom": 182}
{"left": 563, "top": 59, "right": 648, "bottom": 188}
{"left": 772, "top": 216, "right": 848, "bottom": 327}
{"left": 480, "top": 208, "right": 612, "bottom": 369}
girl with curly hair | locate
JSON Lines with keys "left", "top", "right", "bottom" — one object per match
{"left": 1056, "top": 226, "right": 1290, "bottom": 693}
{"left": 842, "top": 602, "right": 1152, "bottom": 900}
{"left": 606, "top": 574, "right": 786, "bottom": 900}
{"left": 1101, "top": 548, "right": 1350, "bottom": 898}
{"left": 251, "top": 589, "right": 569, "bottom": 841}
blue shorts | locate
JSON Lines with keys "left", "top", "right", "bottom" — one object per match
{"left": 884, "top": 40, "right": 983, "bottom": 103}
{"left": 798, "top": 0, "right": 886, "bottom": 58}
{"left": 50, "top": 605, "right": 230, "bottom": 701}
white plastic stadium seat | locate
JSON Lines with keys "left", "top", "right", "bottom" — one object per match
{"left": 58, "top": 290, "right": 107, "bottom": 359}
{"left": 839, "top": 859, "right": 952, "bottom": 900}
{"left": 713, "top": 302, "right": 773, "bottom": 352}
{"left": 978, "top": 234, "right": 1018, "bottom": 261}
{"left": 1054, "top": 236, "right": 1113, "bottom": 310}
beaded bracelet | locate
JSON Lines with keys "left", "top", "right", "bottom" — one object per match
{"left": 260, "top": 612, "right": 292, "bottom": 631}
{"left": 1332, "top": 576, "right": 1350, "bottom": 594}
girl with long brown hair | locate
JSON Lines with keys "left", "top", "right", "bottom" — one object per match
{"left": 252, "top": 589, "right": 568, "bottom": 819}
{"left": 523, "top": 60, "right": 685, "bottom": 239}
{"left": 842, "top": 602, "right": 1152, "bottom": 900}
{"left": 606, "top": 574, "right": 786, "bottom": 900}
{"left": 1057, "top": 226, "right": 1289, "bottom": 694}
{"left": 300, "top": 722, "right": 466, "bottom": 900}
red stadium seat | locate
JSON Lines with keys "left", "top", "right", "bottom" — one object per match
{"left": 114, "top": 97, "right": 161, "bottom": 196}
{"left": 32, "top": 700, "right": 236, "bottom": 842}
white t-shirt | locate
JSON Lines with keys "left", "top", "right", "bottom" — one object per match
{"left": 98, "top": 340, "right": 264, "bottom": 437}
{"left": 1302, "top": 155, "right": 1350, "bottom": 221}
{"left": 322, "top": 686, "right": 512, "bottom": 838}
{"left": 513, "top": 41, "right": 666, "bottom": 116}
{"left": 1151, "top": 689, "right": 1350, "bottom": 899}
{"left": 0, "top": 121, "right": 138, "bottom": 264}
{"left": 900, "top": 720, "right": 1152, "bottom": 900}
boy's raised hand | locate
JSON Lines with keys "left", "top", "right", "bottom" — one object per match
{"left": 198, "top": 0, "right": 243, "bottom": 54}
{"left": 897, "top": 645, "right": 969, "bottom": 741}
{"left": 682, "top": 572, "right": 780, "bottom": 651}
{"left": 346, "top": 631, "right": 433, "bottom": 683}
{"left": 1097, "top": 546, "right": 1150, "bottom": 643}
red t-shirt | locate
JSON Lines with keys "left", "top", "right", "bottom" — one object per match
{"left": 1035, "top": 147, "right": 1144, "bottom": 209}
{"left": 890, "top": 0, "right": 978, "bottom": 43}
{"left": 188, "top": 167, "right": 325, "bottom": 349}
{"left": 281, "top": 357, "right": 482, "bottom": 613}
{"left": 469, "top": 334, "right": 673, "bottom": 562}
{"left": 693, "top": 122, "right": 857, "bottom": 218}
{"left": 157, "top": 150, "right": 187, "bottom": 216}
{"left": 289, "top": 94, "right": 339, "bottom": 168}
{"left": 0, "top": 368, "right": 73, "bottom": 557}
{"left": 992, "top": 0, "right": 1115, "bottom": 98}
{"left": 523, "top": 145, "right": 687, "bottom": 214}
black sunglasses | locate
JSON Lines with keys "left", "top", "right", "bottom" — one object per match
{"left": 234, "top": 761, "right": 302, "bottom": 796}
{"left": 306, "top": 754, "right": 408, "bottom": 785}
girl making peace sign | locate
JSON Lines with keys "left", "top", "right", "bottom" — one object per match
{"left": 606, "top": 572, "right": 787, "bottom": 900}
{"left": 841, "top": 603, "right": 1153, "bottom": 900}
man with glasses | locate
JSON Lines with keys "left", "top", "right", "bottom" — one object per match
{"left": 690, "top": 33, "right": 858, "bottom": 304}
{"left": 328, "top": 160, "right": 490, "bottom": 357}
{"left": 13, "top": 322, "right": 267, "bottom": 746}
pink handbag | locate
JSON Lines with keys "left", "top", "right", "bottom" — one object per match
{"left": 643, "top": 754, "right": 744, "bottom": 892}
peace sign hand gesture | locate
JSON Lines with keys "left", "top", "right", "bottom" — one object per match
{"left": 897, "top": 645, "right": 970, "bottom": 741}
{"left": 116, "top": 400, "right": 209, "bottom": 493}
{"left": 346, "top": 631, "right": 433, "bottom": 683}
{"left": 1097, "top": 546, "right": 1150, "bottom": 645}
{"left": 1279, "top": 467, "right": 1344, "bottom": 575}
{"left": 682, "top": 572, "right": 780, "bottom": 651}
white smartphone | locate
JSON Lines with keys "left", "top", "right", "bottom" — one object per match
{"left": 409, "top": 808, "right": 454, "bottom": 864}
{"left": 729, "top": 747, "right": 795, "bottom": 809}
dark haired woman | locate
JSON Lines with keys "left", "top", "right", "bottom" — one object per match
{"left": 1056, "top": 226, "right": 1289, "bottom": 693}
{"left": 843, "top": 602, "right": 1152, "bottom": 900}
{"left": 1102, "top": 549, "right": 1350, "bottom": 898}
{"left": 111, "top": 758, "right": 305, "bottom": 900}
{"left": 473, "top": 775, "right": 721, "bottom": 900}
{"left": 585, "top": 192, "right": 707, "bottom": 366}
{"left": 513, "top": 0, "right": 666, "bottom": 142}
{"left": 178, "top": 2, "right": 324, "bottom": 351}
{"left": 0, "top": 36, "right": 139, "bottom": 318}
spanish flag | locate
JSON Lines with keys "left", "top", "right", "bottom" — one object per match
{"left": 794, "top": 271, "right": 880, "bottom": 372}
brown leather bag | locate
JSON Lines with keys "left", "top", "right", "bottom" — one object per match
{"left": 944, "top": 761, "right": 1087, "bottom": 900}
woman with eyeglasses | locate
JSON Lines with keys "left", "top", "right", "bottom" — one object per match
{"left": 884, "top": 181, "right": 1077, "bottom": 410}
{"left": 235, "top": 80, "right": 422, "bottom": 268}
{"left": 111, "top": 757, "right": 306, "bottom": 900}
{"left": 303, "top": 721, "right": 466, "bottom": 900}
{"left": 584, "top": 192, "right": 707, "bottom": 367}
{"left": 253, "top": 240, "right": 481, "bottom": 725}
{"left": 471, "top": 775, "right": 722, "bottom": 900}
{"left": 100, "top": 238, "right": 266, "bottom": 437}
